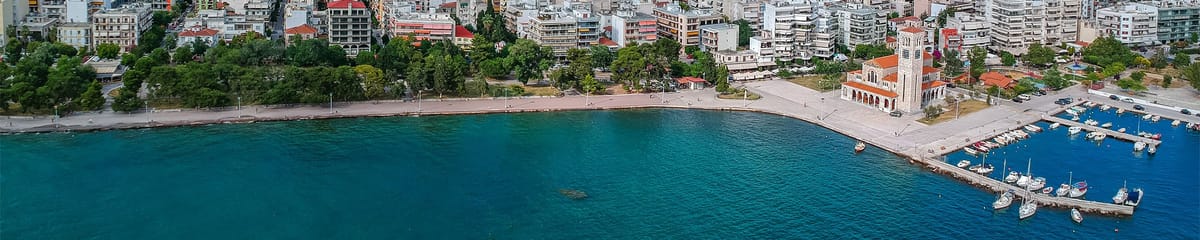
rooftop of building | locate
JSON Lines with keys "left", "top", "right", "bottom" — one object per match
{"left": 699, "top": 23, "right": 738, "bottom": 31}
{"left": 889, "top": 16, "right": 921, "bottom": 23}
{"left": 328, "top": 0, "right": 366, "bottom": 9}
{"left": 179, "top": 27, "right": 220, "bottom": 37}
{"left": 655, "top": 5, "right": 720, "bottom": 18}
{"left": 284, "top": 24, "right": 318, "bottom": 35}
{"left": 900, "top": 26, "right": 925, "bottom": 34}
{"left": 454, "top": 25, "right": 473, "bottom": 38}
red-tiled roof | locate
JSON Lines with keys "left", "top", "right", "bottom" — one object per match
{"left": 454, "top": 25, "right": 473, "bottom": 38}
{"left": 980, "top": 72, "right": 1014, "bottom": 89}
{"left": 867, "top": 55, "right": 899, "bottom": 68}
{"left": 439, "top": 1, "right": 456, "bottom": 8}
{"left": 179, "top": 28, "right": 219, "bottom": 37}
{"left": 900, "top": 26, "right": 924, "bottom": 34}
{"left": 889, "top": 16, "right": 921, "bottom": 23}
{"left": 923, "top": 66, "right": 940, "bottom": 74}
{"left": 886, "top": 36, "right": 896, "bottom": 43}
{"left": 843, "top": 81, "right": 898, "bottom": 98}
{"left": 923, "top": 51, "right": 933, "bottom": 59}
{"left": 848, "top": 70, "right": 863, "bottom": 74}
{"left": 922, "top": 81, "right": 947, "bottom": 89}
{"left": 1074, "top": 41, "right": 1090, "bottom": 47}
{"left": 676, "top": 77, "right": 707, "bottom": 84}
{"left": 598, "top": 37, "right": 617, "bottom": 46}
{"left": 328, "top": 0, "right": 366, "bottom": 8}
{"left": 882, "top": 73, "right": 898, "bottom": 82}
{"left": 285, "top": 24, "right": 318, "bottom": 35}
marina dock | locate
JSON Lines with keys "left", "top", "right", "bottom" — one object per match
{"left": 919, "top": 155, "right": 1136, "bottom": 216}
{"left": 1040, "top": 116, "right": 1162, "bottom": 147}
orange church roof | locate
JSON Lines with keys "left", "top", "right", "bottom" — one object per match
{"left": 866, "top": 55, "right": 900, "bottom": 68}
{"left": 922, "top": 81, "right": 948, "bottom": 89}
{"left": 882, "top": 73, "right": 898, "bottom": 82}
{"left": 923, "top": 66, "right": 940, "bottom": 74}
{"left": 900, "top": 26, "right": 925, "bottom": 34}
{"left": 844, "top": 81, "right": 898, "bottom": 98}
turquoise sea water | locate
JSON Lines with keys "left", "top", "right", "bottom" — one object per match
{"left": 3, "top": 109, "right": 1197, "bottom": 239}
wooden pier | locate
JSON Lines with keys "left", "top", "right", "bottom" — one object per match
{"left": 1041, "top": 116, "right": 1162, "bottom": 147}
{"left": 919, "top": 156, "right": 1136, "bottom": 216}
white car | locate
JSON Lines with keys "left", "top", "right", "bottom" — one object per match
{"left": 1122, "top": 98, "right": 1135, "bottom": 103}
{"left": 1018, "top": 94, "right": 1032, "bottom": 101}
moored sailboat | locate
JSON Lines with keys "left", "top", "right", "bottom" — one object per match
{"left": 1068, "top": 181, "right": 1089, "bottom": 198}
{"left": 993, "top": 190, "right": 1014, "bottom": 210}
{"left": 1126, "top": 188, "right": 1143, "bottom": 207}
{"left": 1113, "top": 180, "right": 1128, "bottom": 204}
{"left": 1019, "top": 190, "right": 1038, "bottom": 220}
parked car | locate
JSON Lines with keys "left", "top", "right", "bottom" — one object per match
{"left": 1182, "top": 109, "right": 1192, "bottom": 115}
{"left": 1122, "top": 98, "right": 1135, "bottom": 103}
{"left": 889, "top": 111, "right": 903, "bottom": 117}
{"left": 1018, "top": 94, "right": 1032, "bottom": 100}
{"left": 1012, "top": 97, "right": 1024, "bottom": 103}
{"left": 1109, "top": 95, "right": 1120, "bottom": 100}
{"left": 1055, "top": 98, "right": 1073, "bottom": 105}
{"left": 1133, "top": 105, "right": 1145, "bottom": 110}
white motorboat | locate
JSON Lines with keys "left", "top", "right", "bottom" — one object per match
{"left": 1071, "top": 208, "right": 1083, "bottom": 223}
{"left": 1024, "top": 125, "right": 1042, "bottom": 132}
{"left": 854, "top": 141, "right": 866, "bottom": 153}
{"left": 1113, "top": 180, "right": 1128, "bottom": 204}
{"left": 1056, "top": 171, "right": 1074, "bottom": 197}
{"left": 1049, "top": 122, "right": 1061, "bottom": 129}
{"left": 1092, "top": 132, "right": 1107, "bottom": 141}
{"left": 1016, "top": 158, "right": 1033, "bottom": 187}
{"left": 1133, "top": 141, "right": 1146, "bottom": 152}
{"left": 1029, "top": 177, "right": 1047, "bottom": 191}
{"left": 984, "top": 141, "right": 1000, "bottom": 149}
{"left": 1019, "top": 192, "right": 1038, "bottom": 220}
{"left": 1117, "top": 128, "right": 1126, "bottom": 133}
{"left": 957, "top": 160, "right": 971, "bottom": 168}
{"left": 963, "top": 147, "right": 979, "bottom": 155}
{"left": 1041, "top": 186, "right": 1053, "bottom": 195}
{"left": 1151, "top": 115, "right": 1161, "bottom": 122}
{"left": 1085, "top": 131, "right": 1098, "bottom": 139}
{"left": 1068, "top": 181, "right": 1089, "bottom": 198}
{"left": 994, "top": 136, "right": 1009, "bottom": 145}
{"left": 1125, "top": 188, "right": 1143, "bottom": 207}
{"left": 994, "top": 191, "right": 1014, "bottom": 210}
{"left": 1071, "top": 115, "right": 1080, "bottom": 121}
{"left": 1117, "top": 108, "right": 1126, "bottom": 114}
{"left": 1172, "top": 119, "right": 1181, "bottom": 126}
{"left": 1013, "top": 130, "right": 1029, "bottom": 139}
{"left": 1143, "top": 114, "right": 1153, "bottom": 120}
{"left": 1100, "top": 104, "right": 1111, "bottom": 110}
{"left": 1148, "top": 146, "right": 1157, "bottom": 155}
{"left": 976, "top": 164, "right": 995, "bottom": 175}
{"left": 1084, "top": 119, "right": 1099, "bottom": 126}
{"left": 1101, "top": 122, "right": 1113, "bottom": 128}
{"left": 1065, "top": 109, "right": 1079, "bottom": 116}
{"left": 1068, "top": 126, "right": 1082, "bottom": 135}
{"left": 1005, "top": 171, "right": 1020, "bottom": 183}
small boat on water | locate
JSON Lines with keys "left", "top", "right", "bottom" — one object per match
{"left": 1100, "top": 104, "right": 1111, "bottom": 110}
{"left": 1024, "top": 125, "right": 1042, "bottom": 132}
{"left": 1071, "top": 208, "right": 1083, "bottom": 223}
{"left": 1126, "top": 188, "right": 1143, "bottom": 207}
{"left": 984, "top": 141, "right": 1000, "bottom": 149}
{"left": 1005, "top": 171, "right": 1020, "bottom": 183}
{"left": 964, "top": 147, "right": 979, "bottom": 155}
{"left": 1151, "top": 115, "right": 1161, "bottom": 122}
{"left": 1041, "top": 186, "right": 1053, "bottom": 195}
{"left": 1134, "top": 141, "right": 1147, "bottom": 152}
{"left": 1019, "top": 192, "right": 1038, "bottom": 220}
{"left": 994, "top": 136, "right": 1009, "bottom": 145}
{"left": 1117, "top": 128, "right": 1126, "bottom": 133}
{"left": 1068, "top": 126, "right": 1082, "bottom": 135}
{"left": 1017, "top": 158, "right": 1034, "bottom": 187}
{"left": 1143, "top": 114, "right": 1153, "bottom": 120}
{"left": 1092, "top": 132, "right": 1108, "bottom": 141}
{"left": 1101, "top": 122, "right": 1112, "bottom": 128}
{"left": 1057, "top": 172, "right": 1074, "bottom": 197}
{"left": 1049, "top": 122, "right": 1061, "bottom": 129}
{"left": 1071, "top": 115, "right": 1081, "bottom": 121}
{"left": 994, "top": 191, "right": 1015, "bottom": 210}
{"left": 957, "top": 160, "right": 971, "bottom": 168}
{"left": 854, "top": 141, "right": 866, "bottom": 153}
{"left": 1113, "top": 180, "right": 1128, "bottom": 204}
{"left": 975, "top": 164, "right": 995, "bottom": 175}
{"left": 1148, "top": 146, "right": 1157, "bottom": 155}
{"left": 1069, "top": 181, "right": 1089, "bottom": 198}
{"left": 1029, "top": 177, "right": 1047, "bottom": 191}
{"left": 1065, "top": 109, "right": 1080, "bottom": 116}
{"left": 1150, "top": 133, "right": 1161, "bottom": 140}
{"left": 1117, "top": 108, "right": 1126, "bottom": 114}
{"left": 1085, "top": 131, "right": 1098, "bottom": 139}
{"left": 1084, "top": 119, "right": 1099, "bottom": 126}
{"left": 1172, "top": 119, "right": 1181, "bottom": 126}
{"left": 973, "top": 142, "right": 990, "bottom": 152}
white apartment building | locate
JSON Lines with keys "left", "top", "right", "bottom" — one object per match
{"left": 610, "top": 11, "right": 657, "bottom": 47}
{"left": 833, "top": 3, "right": 887, "bottom": 48}
{"left": 1153, "top": 0, "right": 1200, "bottom": 44}
{"left": 91, "top": 3, "right": 151, "bottom": 52}
{"left": 327, "top": 0, "right": 372, "bottom": 56}
{"left": 57, "top": 22, "right": 90, "bottom": 49}
{"left": 528, "top": 10, "right": 578, "bottom": 58}
{"left": 653, "top": 5, "right": 725, "bottom": 49}
{"left": 945, "top": 12, "right": 988, "bottom": 52}
{"left": 1095, "top": 2, "right": 1158, "bottom": 46}
{"left": 699, "top": 23, "right": 737, "bottom": 52}
{"left": 984, "top": 0, "right": 1080, "bottom": 55}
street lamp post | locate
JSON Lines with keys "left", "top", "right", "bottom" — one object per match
{"left": 328, "top": 93, "right": 334, "bottom": 114}
{"left": 417, "top": 90, "right": 423, "bottom": 112}
{"left": 237, "top": 96, "right": 242, "bottom": 111}
{"left": 504, "top": 88, "right": 510, "bottom": 109}
{"left": 145, "top": 100, "right": 151, "bottom": 123}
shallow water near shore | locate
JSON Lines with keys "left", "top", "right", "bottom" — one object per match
{"left": 3, "top": 109, "right": 1197, "bottom": 239}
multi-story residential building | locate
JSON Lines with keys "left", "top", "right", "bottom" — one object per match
{"left": 196, "top": 0, "right": 217, "bottom": 10}
{"left": 610, "top": 11, "right": 657, "bottom": 47}
{"left": 453, "top": 25, "right": 474, "bottom": 48}
{"left": 763, "top": 1, "right": 798, "bottom": 62}
{"left": 833, "top": 3, "right": 887, "bottom": 48}
{"left": 984, "top": 0, "right": 1080, "bottom": 55}
{"left": 0, "top": 0, "right": 31, "bottom": 45}
{"left": 749, "top": 36, "right": 774, "bottom": 65}
{"left": 939, "top": 28, "right": 961, "bottom": 51}
{"left": 1153, "top": 0, "right": 1200, "bottom": 44}
{"left": 245, "top": 0, "right": 272, "bottom": 22}
{"left": 63, "top": 0, "right": 88, "bottom": 23}
{"left": 177, "top": 25, "right": 220, "bottom": 48}
{"left": 57, "top": 22, "right": 90, "bottom": 49}
{"left": 699, "top": 23, "right": 737, "bottom": 52}
{"left": 326, "top": 0, "right": 372, "bottom": 56}
{"left": 574, "top": 7, "right": 600, "bottom": 47}
{"left": 377, "top": 2, "right": 456, "bottom": 41}
{"left": 503, "top": 1, "right": 538, "bottom": 37}
{"left": 92, "top": 3, "right": 151, "bottom": 52}
{"left": 16, "top": 15, "right": 57, "bottom": 40}
{"left": 945, "top": 12, "right": 988, "bottom": 52}
{"left": 653, "top": 5, "right": 725, "bottom": 49}
{"left": 1095, "top": 2, "right": 1159, "bottom": 47}
{"left": 841, "top": 26, "right": 946, "bottom": 113}
{"left": 528, "top": 10, "right": 578, "bottom": 58}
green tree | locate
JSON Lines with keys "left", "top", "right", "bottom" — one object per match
{"left": 1174, "top": 52, "right": 1191, "bottom": 67}
{"left": 1081, "top": 36, "right": 1136, "bottom": 67}
{"left": 1150, "top": 50, "right": 1169, "bottom": 69}
{"left": 735, "top": 19, "right": 752, "bottom": 47}
{"left": 507, "top": 39, "right": 552, "bottom": 84}
{"left": 1182, "top": 64, "right": 1200, "bottom": 90}
{"left": 1001, "top": 52, "right": 1016, "bottom": 66}
{"left": 923, "top": 105, "right": 944, "bottom": 120}
{"left": 581, "top": 73, "right": 601, "bottom": 95}
{"left": 1116, "top": 79, "right": 1147, "bottom": 91}
{"left": 76, "top": 81, "right": 105, "bottom": 110}
{"left": 111, "top": 91, "right": 143, "bottom": 112}
{"left": 1162, "top": 75, "right": 1173, "bottom": 87}
{"left": 590, "top": 45, "right": 613, "bottom": 71}
{"left": 610, "top": 45, "right": 648, "bottom": 90}
{"left": 968, "top": 46, "right": 987, "bottom": 81}
{"left": 1130, "top": 71, "right": 1145, "bottom": 82}
{"left": 97, "top": 43, "right": 121, "bottom": 59}
{"left": 1021, "top": 43, "right": 1055, "bottom": 67}
{"left": 1102, "top": 62, "right": 1126, "bottom": 80}
{"left": 356, "top": 65, "right": 387, "bottom": 99}
{"left": 715, "top": 74, "right": 730, "bottom": 93}
{"left": 943, "top": 50, "right": 963, "bottom": 77}
{"left": 818, "top": 73, "right": 843, "bottom": 90}
{"left": 355, "top": 50, "right": 376, "bottom": 66}
{"left": 1041, "top": 68, "right": 1071, "bottom": 90}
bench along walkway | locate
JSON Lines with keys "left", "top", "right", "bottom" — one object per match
{"left": 1041, "top": 116, "right": 1162, "bottom": 147}
{"left": 920, "top": 155, "right": 1136, "bottom": 216}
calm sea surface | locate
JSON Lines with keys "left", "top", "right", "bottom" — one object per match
{"left": 3, "top": 109, "right": 1197, "bottom": 239}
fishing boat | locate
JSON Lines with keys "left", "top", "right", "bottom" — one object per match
{"left": 1100, "top": 104, "right": 1111, "bottom": 110}
{"left": 994, "top": 136, "right": 1009, "bottom": 145}
{"left": 1049, "top": 122, "right": 1061, "bottom": 129}
{"left": 1150, "top": 133, "right": 1161, "bottom": 140}
{"left": 1042, "top": 186, "right": 1053, "bottom": 195}
{"left": 1024, "top": 125, "right": 1042, "bottom": 132}
{"left": 957, "top": 160, "right": 971, "bottom": 168}
{"left": 1151, "top": 115, "right": 1161, "bottom": 122}
{"left": 1077, "top": 184, "right": 1096, "bottom": 199}
{"left": 973, "top": 142, "right": 990, "bottom": 152}
{"left": 993, "top": 190, "right": 1014, "bottom": 210}
{"left": 984, "top": 141, "right": 1000, "bottom": 149}
{"left": 1133, "top": 141, "right": 1146, "bottom": 152}
{"left": 1085, "top": 131, "right": 1098, "bottom": 139}
{"left": 1013, "top": 130, "right": 1029, "bottom": 139}
{"left": 1019, "top": 191, "right": 1038, "bottom": 220}
{"left": 1117, "top": 128, "right": 1126, "bottom": 133}
{"left": 976, "top": 164, "right": 995, "bottom": 175}
{"left": 1148, "top": 146, "right": 1157, "bottom": 155}
{"left": 1172, "top": 119, "right": 1181, "bottom": 126}
{"left": 1068, "top": 126, "right": 1082, "bottom": 135}
{"left": 1143, "top": 114, "right": 1153, "bottom": 120}
{"left": 1084, "top": 119, "right": 1099, "bottom": 126}
{"left": 1125, "top": 188, "right": 1143, "bottom": 207}
{"left": 1065, "top": 109, "right": 1079, "bottom": 116}
{"left": 854, "top": 141, "right": 866, "bottom": 153}
{"left": 1113, "top": 180, "right": 1128, "bottom": 204}
{"left": 1116, "top": 108, "right": 1126, "bottom": 114}
{"left": 1071, "top": 208, "right": 1083, "bottom": 223}
{"left": 1029, "top": 177, "right": 1047, "bottom": 191}
{"left": 1092, "top": 132, "right": 1107, "bottom": 141}
{"left": 964, "top": 147, "right": 979, "bottom": 155}
{"left": 1057, "top": 172, "right": 1074, "bottom": 197}
{"left": 1101, "top": 122, "right": 1112, "bottom": 128}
